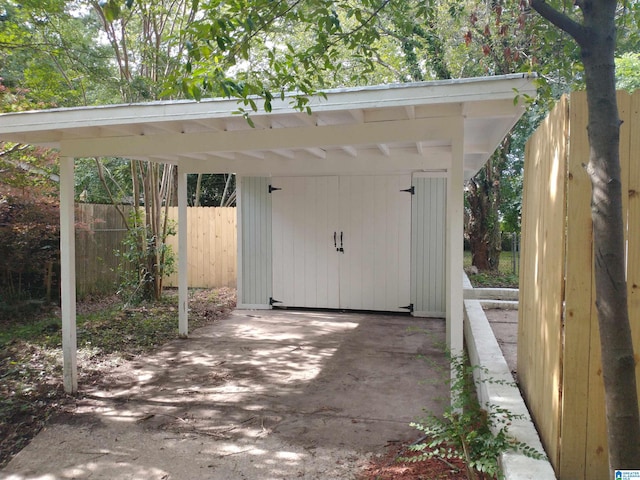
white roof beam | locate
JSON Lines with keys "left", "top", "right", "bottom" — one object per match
{"left": 100, "top": 124, "right": 144, "bottom": 136}
{"left": 348, "top": 109, "right": 365, "bottom": 123}
{"left": 191, "top": 118, "right": 227, "bottom": 131}
{"left": 405, "top": 105, "right": 415, "bottom": 119}
{"left": 148, "top": 155, "right": 178, "bottom": 164}
{"left": 180, "top": 149, "right": 449, "bottom": 175}
{"left": 463, "top": 99, "right": 526, "bottom": 118}
{"left": 294, "top": 112, "right": 317, "bottom": 126}
{"left": 61, "top": 117, "right": 459, "bottom": 158}
{"left": 465, "top": 143, "right": 492, "bottom": 154}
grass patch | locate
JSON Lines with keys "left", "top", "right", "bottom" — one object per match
{"left": 464, "top": 250, "right": 520, "bottom": 288}
{"left": 0, "top": 287, "right": 236, "bottom": 468}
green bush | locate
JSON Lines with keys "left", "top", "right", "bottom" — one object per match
{"left": 404, "top": 353, "right": 544, "bottom": 479}
{"left": 114, "top": 209, "right": 175, "bottom": 305}
{"left": 0, "top": 196, "right": 60, "bottom": 310}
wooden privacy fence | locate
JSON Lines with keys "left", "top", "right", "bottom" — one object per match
{"left": 519, "top": 91, "right": 640, "bottom": 480}
{"left": 163, "top": 207, "right": 237, "bottom": 288}
{"left": 75, "top": 205, "right": 237, "bottom": 297}
{"left": 76, "top": 204, "right": 133, "bottom": 297}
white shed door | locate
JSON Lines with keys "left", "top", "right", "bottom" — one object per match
{"left": 271, "top": 176, "right": 341, "bottom": 308}
{"left": 271, "top": 175, "right": 411, "bottom": 312}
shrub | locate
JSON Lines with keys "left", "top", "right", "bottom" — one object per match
{"left": 0, "top": 196, "right": 59, "bottom": 306}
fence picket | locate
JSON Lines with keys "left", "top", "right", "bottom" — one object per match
{"left": 521, "top": 91, "right": 640, "bottom": 479}
{"left": 76, "top": 205, "right": 237, "bottom": 296}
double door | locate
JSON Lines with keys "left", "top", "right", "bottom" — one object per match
{"left": 271, "top": 175, "right": 411, "bottom": 312}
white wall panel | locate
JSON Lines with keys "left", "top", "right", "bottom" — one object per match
{"left": 338, "top": 175, "right": 411, "bottom": 311}
{"left": 238, "top": 176, "right": 272, "bottom": 307}
{"left": 272, "top": 175, "right": 410, "bottom": 312}
{"left": 271, "top": 177, "right": 340, "bottom": 308}
{"left": 412, "top": 176, "right": 447, "bottom": 317}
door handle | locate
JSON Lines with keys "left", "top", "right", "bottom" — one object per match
{"left": 339, "top": 231, "right": 344, "bottom": 253}
{"left": 334, "top": 231, "right": 338, "bottom": 250}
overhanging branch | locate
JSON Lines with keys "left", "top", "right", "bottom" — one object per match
{"left": 529, "top": 0, "right": 589, "bottom": 47}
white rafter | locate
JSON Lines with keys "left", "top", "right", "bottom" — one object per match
{"left": 342, "top": 145, "right": 358, "bottom": 157}
{"left": 377, "top": 144, "right": 390, "bottom": 156}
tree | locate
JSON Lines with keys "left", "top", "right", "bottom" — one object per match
{"left": 529, "top": 0, "right": 640, "bottom": 474}
{"left": 87, "top": 0, "right": 207, "bottom": 301}
{"left": 0, "top": 0, "right": 118, "bottom": 106}
{"left": 616, "top": 52, "right": 640, "bottom": 92}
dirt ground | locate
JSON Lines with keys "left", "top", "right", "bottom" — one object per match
{"left": 1, "top": 309, "right": 454, "bottom": 480}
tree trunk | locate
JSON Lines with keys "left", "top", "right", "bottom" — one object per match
{"left": 530, "top": 0, "right": 640, "bottom": 475}
{"left": 465, "top": 140, "right": 507, "bottom": 272}
{"left": 582, "top": 11, "right": 640, "bottom": 474}
{"left": 194, "top": 173, "right": 202, "bottom": 207}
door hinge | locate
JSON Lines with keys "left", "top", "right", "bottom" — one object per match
{"left": 400, "top": 186, "right": 415, "bottom": 195}
{"left": 268, "top": 185, "right": 282, "bottom": 193}
{"left": 269, "top": 297, "right": 282, "bottom": 305}
{"left": 400, "top": 303, "right": 414, "bottom": 312}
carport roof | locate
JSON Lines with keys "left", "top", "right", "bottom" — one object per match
{"left": 0, "top": 73, "right": 536, "bottom": 179}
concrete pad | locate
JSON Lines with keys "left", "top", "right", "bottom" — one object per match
{"left": 485, "top": 308, "right": 519, "bottom": 376}
{"left": 1, "top": 310, "right": 448, "bottom": 480}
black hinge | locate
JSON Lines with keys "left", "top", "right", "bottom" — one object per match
{"left": 268, "top": 185, "right": 282, "bottom": 193}
{"left": 269, "top": 297, "right": 282, "bottom": 305}
{"left": 400, "top": 186, "right": 415, "bottom": 195}
{"left": 400, "top": 303, "right": 414, "bottom": 312}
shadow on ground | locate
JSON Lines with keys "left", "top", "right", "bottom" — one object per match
{"left": 1, "top": 309, "right": 448, "bottom": 480}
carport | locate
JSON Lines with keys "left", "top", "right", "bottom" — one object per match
{"left": 0, "top": 73, "right": 536, "bottom": 393}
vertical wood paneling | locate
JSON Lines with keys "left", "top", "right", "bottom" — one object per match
{"left": 559, "top": 92, "right": 594, "bottom": 478}
{"left": 338, "top": 175, "right": 411, "bottom": 311}
{"left": 411, "top": 176, "right": 446, "bottom": 316}
{"left": 236, "top": 177, "right": 270, "bottom": 306}
{"left": 522, "top": 90, "right": 640, "bottom": 479}
{"left": 271, "top": 176, "right": 340, "bottom": 308}
{"left": 271, "top": 175, "right": 410, "bottom": 311}
{"left": 628, "top": 91, "right": 640, "bottom": 422}
{"left": 75, "top": 204, "right": 132, "bottom": 298}
{"left": 519, "top": 95, "right": 568, "bottom": 472}
{"left": 163, "top": 206, "right": 237, "bottom": 289}
{"left": 77, "top": 204, "right": 237, "bottom": 294}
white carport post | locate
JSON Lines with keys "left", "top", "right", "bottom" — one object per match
{"left": 446, "top": 128, "right": 465, "bottom": 357}
{"left": 178, "top": 169, "right": 188, "bottom": 337}
{"left": 60, "top": 156, "right": 78, "bottom": 394}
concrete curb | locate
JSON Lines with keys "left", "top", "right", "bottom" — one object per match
{"left": 463, "top": 296, "right": 557, "bottom": 479}
{"left": 478, "top": 299, "right": 518, "bottom": 310}
{"left": 464, "top": 288, "right": 519, "bottom": 301}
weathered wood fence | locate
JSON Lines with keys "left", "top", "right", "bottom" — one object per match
{"left": 76, "top": 204, "right": 132, "bottom": 297}
{"left": 75, "top": 205, "right": 237, "bottom": 297}
{"left": 519, "top": 91, "right": 640, "bottom": 480}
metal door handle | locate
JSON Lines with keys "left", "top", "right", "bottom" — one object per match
{"left": 334, "top": 231, "right": 337, "bottom": 250}
{"left": 339, "top": 231, "right": 344, "bottom": 253}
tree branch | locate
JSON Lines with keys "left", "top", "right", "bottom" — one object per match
{"left": 0, "top": 143, "right": 29, "bottom": 157}
{"left": 529, "top": 0, "right": 589, "bottom": 47}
